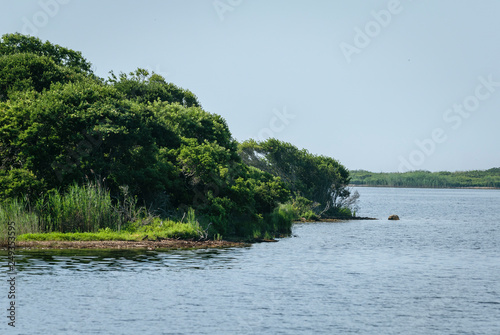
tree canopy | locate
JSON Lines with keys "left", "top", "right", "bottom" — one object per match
{"left": 0, "top": 33, "right": 92, "bottom": 72}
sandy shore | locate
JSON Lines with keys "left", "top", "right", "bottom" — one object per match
{"left": 1, "top": 239, "right": 248, "bottom": 250}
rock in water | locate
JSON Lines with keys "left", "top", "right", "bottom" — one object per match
{"left": 388, "top": 215, "right": 400, "bottom": 220}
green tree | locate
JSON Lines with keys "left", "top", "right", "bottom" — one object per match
{"left": 109, "top": 69, "right": 200, "bottom": 107}
{"left": 0, "top": 33, "right": 92, "bottom": 72}
{"left": 239, "top": 138, "right": 353, "bottom": 217}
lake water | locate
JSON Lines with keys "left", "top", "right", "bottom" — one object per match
{"left": 1, "top": 187, "right": 500, "bottom": 334}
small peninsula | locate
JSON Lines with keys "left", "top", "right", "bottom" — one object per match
{"left": 0, "top": 34, "right": 359, "bottom": 248}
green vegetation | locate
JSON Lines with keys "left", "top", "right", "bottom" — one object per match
{"left": 0, "top": 197, "right": 40, "bottom": 241}
{"left": 17, "top": 218, "right": 203, "bottom": 242}
{"left": 0, "top": 33, "right": 356, "bottom": 244}
{"left": 350, "top": 168, "right": 500, "bottom": 188}
{"left": 239, "top": 139, "right": 359, "bottom": 218}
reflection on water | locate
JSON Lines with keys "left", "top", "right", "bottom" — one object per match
{"left": 1, "top": 247, "right": 249, "bottom": 275}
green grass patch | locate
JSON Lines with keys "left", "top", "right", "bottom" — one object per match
{"left": 126, "top": 216, "right": 203, "bottom": 240}
{"left": 16, "top": 217, "right": 204, "bottom": 242}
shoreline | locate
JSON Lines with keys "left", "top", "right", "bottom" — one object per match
{"left": 349, "top": 184, "right": 500, "bottom": 190}
{"left": 1, "top": 218, "right": 377, "bottom": 251}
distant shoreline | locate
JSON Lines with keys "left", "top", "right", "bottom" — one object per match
{"left": 349, "top": 168, "right": 500, "bottom": 189}
{"left": 349, "top": 184, "right": 500, "bottom": 190}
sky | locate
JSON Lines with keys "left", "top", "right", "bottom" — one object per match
{"left": 1, "top": 0, "right": 500, "bottom": 172}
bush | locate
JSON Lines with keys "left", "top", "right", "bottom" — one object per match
{"left": 303, "top": 210, "right": 318, "bottom": 221}
{"left": 326, "top": 206, "right": 353, "bottom": 219}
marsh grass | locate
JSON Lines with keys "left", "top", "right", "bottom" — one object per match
{"left": 1, "top": 179, "right": 294, "bottom": 244}
{"left": 242, "top": 203, "right": 295, "bottom": 240}
{"left": 39, "top": 182, "right": 121, "bottom": 233}
{"left": 268, "top": 203, "right": 295, "bottom": 234}
{"left": 0, "top": 178, "right": 208, "bottom": 243}
{"left": 1, "top": 181, "right": 125, "bottom": 243}
{"left": 0, "top": 197, "right": 40, "bottom": 243}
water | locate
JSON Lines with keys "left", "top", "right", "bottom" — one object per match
{"left": 1, "top": 187, "right": 499, "bottom": 334}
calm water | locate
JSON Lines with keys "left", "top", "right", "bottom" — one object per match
{"left": 1, "top": 187, "right": 499, "bottom": 334}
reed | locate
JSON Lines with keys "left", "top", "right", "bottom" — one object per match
{"left": 0, "top": 197, "right": 40, "bottom": 244}
{"left": 37, "top": 182, "right": 121, "bottom": 233}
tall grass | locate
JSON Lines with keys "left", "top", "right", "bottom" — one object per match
{"left": 0, "top": 197, "right": 40, "bottom": 244}
{"left": 1, "top": 180, "right": 297, "bottom": 244}
{"left": 239, "top": 203, "right": 295, "bottom": 240}
{"left": 268, "top": 203, "right": 295, "bottom": 235}
{"left": 1, "top": 181, "right": 122, "bottom": 243}
{"left": 39, "top": 182, "right": 121, "bottom": 233}
{"left": 0, "top": 179, "right": 213, "bottom": 243}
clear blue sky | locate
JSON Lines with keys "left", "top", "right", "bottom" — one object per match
{"left": 2, "top": 0, "right": 499, "bottom": 172}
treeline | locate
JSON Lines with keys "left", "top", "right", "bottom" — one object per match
{"left": 350, "top": 168, "right": 500, "bottom": 188}
{"left": 0, "top": 33, "right": 356, "bottom": 241}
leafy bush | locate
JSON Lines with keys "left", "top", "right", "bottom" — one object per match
{"left": 303, "top": 210, "right": 318, "bottom": 221}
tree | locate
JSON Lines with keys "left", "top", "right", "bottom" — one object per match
{"left": 0, "top": 33, "right": 92, "bottom": 73}
{"left": 109, "top": 69, "right": 200, "bottom": 107}
{"left": 239, "top": 138, "right": 353, "bottom": 217}
{"left": 1, "top": 33, "right": 95, "bottom": 100}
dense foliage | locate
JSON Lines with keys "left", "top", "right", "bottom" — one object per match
{"left": 239, "top": 139, "right": 357, "bottom": 218}
{"left": 350, "top": 169, "right": 500, "bottom": 188}
{"left": 0, "top": 34, "right": 354, "bottom": 241}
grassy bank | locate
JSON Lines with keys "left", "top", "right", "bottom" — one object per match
{"left": 0, "top": 182, "right": 210, "bottom": 245}
{"left": 1, "top": 180, "right": 358, "bottom": 247}
{"left": 15, "top": 218, "right": 203, "bottom": 242}
{"left": 0, "top": 181, "right": 296, "bottom": 245}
